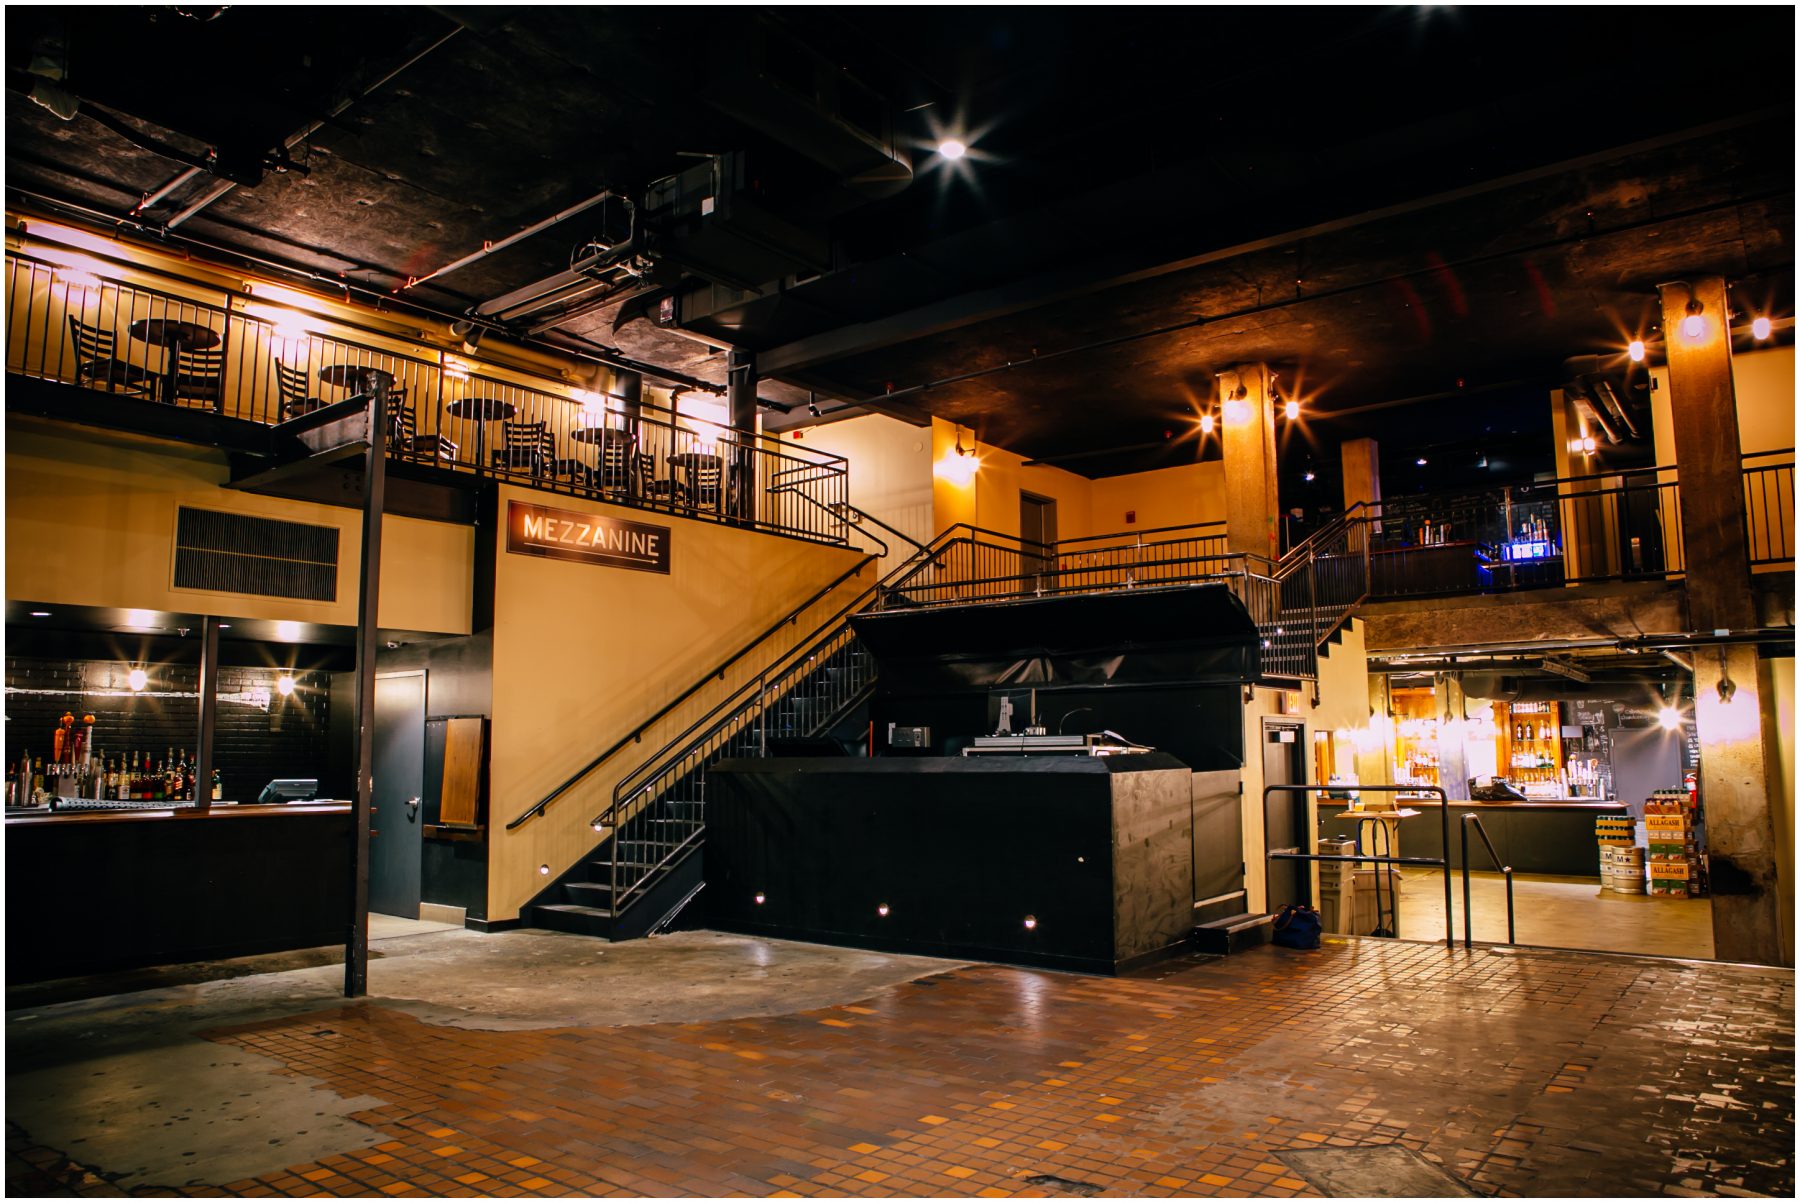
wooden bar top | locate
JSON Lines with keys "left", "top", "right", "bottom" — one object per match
{"left": 1401, "top": 797, "right": 1626, "bottom": 811}
{"left": 5, "top": 801, "right": 351, "bottom": 827}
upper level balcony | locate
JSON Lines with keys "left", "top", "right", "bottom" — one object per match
{"left": 3, "top": 248, "right": 851, "bottom": 546}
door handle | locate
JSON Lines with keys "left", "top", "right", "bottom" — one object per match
{"left": 406, "top": 797, "right": 420, "bottom": 820}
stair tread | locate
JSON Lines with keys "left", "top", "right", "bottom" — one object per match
{"left": 538, "top": 903, "right": 614, "bottom": 918}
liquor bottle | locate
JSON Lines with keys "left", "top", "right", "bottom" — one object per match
{"left": 211, "top": 768, "right": 223, "bottom": 801}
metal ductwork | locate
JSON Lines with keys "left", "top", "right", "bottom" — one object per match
{"left": 1563, "top": 355, "right": 1642, "bottom": 444}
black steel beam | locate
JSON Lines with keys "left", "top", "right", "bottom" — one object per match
{"left": 192, "top": 616, "right": 220, "bottom": 814}
{"left": 5, "top": 375, "right": 279, "bottom": 455}
{"left": 345, "top": 390, "right": 386, "bottom": 999}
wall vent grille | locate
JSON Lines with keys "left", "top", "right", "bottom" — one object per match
{"left": 173, "top": 507, "right": 339, "bottom": 601}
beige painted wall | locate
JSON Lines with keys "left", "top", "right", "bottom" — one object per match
{"left": 487, "top": 485, "right": 868, "bottom": 920}
{"left": 1090, "top": 462, "right": 1227, "bottom": 534}
{"left": 1649, "top": 345, "right": 1796, "bottom": 461}
{"left": 5, "top": 417, "right": 471, "bottom": 633}
{"left": 782, "top": 414, "right": 933, "bottom": 571}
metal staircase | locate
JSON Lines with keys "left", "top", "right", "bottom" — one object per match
{"left": 518, "top": 516, "right": 1372, "bottom": 939}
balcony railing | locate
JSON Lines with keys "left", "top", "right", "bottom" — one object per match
{"left": 1743, "top": 449, "right": 1794, "bottom": 570}
{"left": 1354, "top": 465, "right": 1686, "bottom": 599}
{"left": 4, "top": 250, "right": 849, "bottom": 545}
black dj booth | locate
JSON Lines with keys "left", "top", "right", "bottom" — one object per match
{"left": 705, "top": 584, "right": 1260, "bottom": 973}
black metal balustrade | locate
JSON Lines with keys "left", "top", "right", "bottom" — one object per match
{"left": 1351, "top": 464, "right": 1686, "bottom": 598}
{"left": 1743, "top": 449, "right": 1795, "bottom": 569}
{"left": 4, "top": 251, "right": 849, "bottom": 545}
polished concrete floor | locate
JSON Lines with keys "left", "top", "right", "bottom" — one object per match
{"left": 1394, "top": 870, "right": 1717, "bottom": 961}
{"left": 6, "top": 928, "right": 1792, "bottom": 1198}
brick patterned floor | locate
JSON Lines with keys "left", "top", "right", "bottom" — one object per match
{"left": 7, "top": 937, "right": 1793, "bottom": 1197}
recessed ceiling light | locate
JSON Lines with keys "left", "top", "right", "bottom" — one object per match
{"left": 937, "top": 139, "right": 967, "bottom": 160}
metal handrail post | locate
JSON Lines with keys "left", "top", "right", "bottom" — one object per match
{"left": 1461, "top": 812, "right": 1517, "bottom": 946}
{"left": 1263, "top": 783, "right": 1454, "bottom": 950}
{"left": 1460, "top": 817, "right": 1473, "bottom": 949}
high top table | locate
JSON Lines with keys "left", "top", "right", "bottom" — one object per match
{"left": 444, "top": 394, "right": 517, "bottom": 468}
{"left": 127, "top": 318, "right": 219, "bottom": 405}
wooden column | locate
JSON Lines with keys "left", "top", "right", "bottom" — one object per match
{"left": 1219, "top": 363, "right": 1278, "bottom": 562}
{"left": 1658, "top": 277, "right": 1784, "bottom": 966}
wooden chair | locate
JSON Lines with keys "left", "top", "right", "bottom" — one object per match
{"left": 635, "top": 449, "right": 674, "bottom": 501}
{"left": 492, "top": 420, "right": 555, "bottom": 476}
{"left": 597, "top": 431, "right": 632, "bottom": 492}
{"left": 274, "top": 359, "right": 323, "bottom": 417}
{"left": 66, "top": 316, "right": 152, "bottom": 394}
{"left": 681, "top": 458, "right": 724, "bottom": 510}
{"left": 173, "top": 344, "right": 225, "bottom": 409}
{"left": 386, "top": 395, "right": 417, "bottom": 450}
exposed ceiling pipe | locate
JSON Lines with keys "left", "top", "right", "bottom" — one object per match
{"left": 403, "top": 190, "right": 619, "bottom": 291}
{"left": 9, "top": 187, "right": 724, "bottom": 394}
{"left": 130, "top": 165, "right": 203, "bottom": 217}
{"left": 167, "top": 22, "right": 465, "bottom": 228}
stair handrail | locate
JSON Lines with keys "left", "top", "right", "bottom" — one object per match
{"left": 504, "top": 550, "right": 880, "bottom": 830}
{"left": 1460, "top": 811, "right": 1517, "bottom": 948}
{"left": 599, "top": 527, "right": 971, "bottom": 816}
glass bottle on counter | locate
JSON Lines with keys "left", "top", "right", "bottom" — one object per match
{"left": 211, "top": 768, "right": 223, "bottom": 801}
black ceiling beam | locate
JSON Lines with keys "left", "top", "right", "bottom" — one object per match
{"left": 757, "top": 109, "right": 1791, "bottom": 381}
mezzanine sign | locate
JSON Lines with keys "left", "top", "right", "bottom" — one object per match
{"left": 505, "top": 500, "right": 670, "bottom": 574}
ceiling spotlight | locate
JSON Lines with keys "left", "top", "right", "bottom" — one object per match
{"left": 1682, "top": 298, "right": 1705, "bottom": 340}
{"left": 1303, "top": 471, "right": 1316, "bottom": 482}
{"left": 754, "top": 892, "right": 766, "bottom": 905}
{"left": 1752, "top": 316, "right": 1772, "bottom": 340}
{"left": 128, "top": 668, "right": 148, "bottom": 692}
{"left": 1581, "top": 436, "right": 1597, "bottom": 453}
{"left": 937, "top": 139, "right": 967, "bottom": 161}
{"left": 1283, "top": 399, "right": 1301, "bottom": 420}
{"left": 1416, "top": 456, "right": 1429, "bottom": 466}
{"left": 1627, "top": 339, "right": 1646, "bottom": 363}
{"left": 1023, "top": 915, "right": 1038, "bottom": 931}
{"left": 1657, "top": 706, "right": 1682, "bottom": 731}
{"left": 876, "top": 903, "right": 890, "bottom": 917}
{"left": 276, "top": 674, "right": 296, "bottom": 697}
{"left": 1199, "top": 413, "right": 1215, "bottom": 434}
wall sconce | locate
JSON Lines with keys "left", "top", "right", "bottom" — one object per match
{"left": 1222, "top": 385, "right": 1252, "bottom": 425}
{"left": 1199, "top": 412, "right": 1215, "bottom": 434}
{"left": 936, "top": 424, "right": 979, "bottom": 485}
{"left": 276, "top": 674, "right": 296, "bottom": 698}
{"left": 127, "top": 668, "right": 148, "bottom": 692}
{"left": 1627, "top": 339, "right": 1647, "bottom": 363}
{"left": 1681, "top": 298, "right": 1706, "bottom": 341}
{"left": 1715, "top": 645, "right": 1736, "bottom": 705}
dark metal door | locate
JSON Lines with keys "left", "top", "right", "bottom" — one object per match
{"left": 1262, "top": 720, "right": 1310, "bottom": 909}
{"left": 369, "top": 671, "right": 425, "bottom": 918}
{"left": 1020, "top": 492, "right": 1057, "bottom": 590}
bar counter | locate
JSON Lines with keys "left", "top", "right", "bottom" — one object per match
{"left": 6, "top": 801, "right": 352, "bottom": 983}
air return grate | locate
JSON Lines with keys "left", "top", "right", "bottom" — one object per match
{"left": 173, "top": 507, "right": 339, "bottom": 602}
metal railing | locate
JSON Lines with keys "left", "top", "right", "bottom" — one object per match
{"left": 1265, "top": 783, "right": 1455, "bottom": 950}
{"left": 4, "top": 250, "right": 850, "bottom": 545}
{"left": 1460, "top": 812, "right": 1516, "bottom": 949}
{"left": 1743, "top": 449, "right": 1794, "bottom": 569}
{"left": 871, "top": 522, "right": 1229, "bottom": 610}
{"left": 1350, "top": 464, "right": 1685, "bottom": 598}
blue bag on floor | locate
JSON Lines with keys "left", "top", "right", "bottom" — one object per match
{"left": 1271, "top": 903, "right": 1323, "bottom": 950}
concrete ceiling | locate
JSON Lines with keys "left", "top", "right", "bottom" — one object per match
{"left": 6, "top": 6, "right": 1793, "bottom": 482}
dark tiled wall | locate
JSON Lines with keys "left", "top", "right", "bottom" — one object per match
{"left": 6, "top": 658, "right": 331, "bottom": 802}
